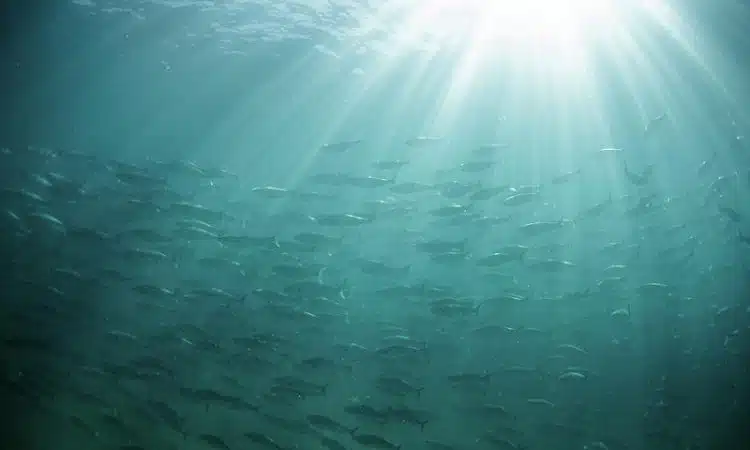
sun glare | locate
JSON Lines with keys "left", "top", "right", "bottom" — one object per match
{"left": 399, "top": 0, "right": 620, "bottom": 49}
{"left": 382, "top": 0, "right": 623, "bottom": 57}
{"left": 359, "top": 0, "right": 635, "bottom": 95}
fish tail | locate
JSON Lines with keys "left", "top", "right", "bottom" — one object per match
{"left": 416, "top": 387, "right": 424, "bottom": 398}
{"left": 350, "top": 427, "right": 359, "bottom": 436}
{"left": 419, "top": 420, "right": 428, "bottom": 431}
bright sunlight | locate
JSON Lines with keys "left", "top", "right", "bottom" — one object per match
{"left": 362, "top": 0, "right": 634, "bottom": 86}
{"left": 409, "top": 0, "right": 620, "bottom": 45}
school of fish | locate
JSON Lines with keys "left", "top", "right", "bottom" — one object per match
{"left": 0, "top": 118, "right": 749, "bottom": 450}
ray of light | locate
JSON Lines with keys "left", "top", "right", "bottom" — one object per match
{"left": 219, "top": 0, "right": 742, "bottom": 211}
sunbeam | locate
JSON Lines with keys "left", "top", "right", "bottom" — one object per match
{"left": 377, "top": 0, "right": 624, "bottom": 61}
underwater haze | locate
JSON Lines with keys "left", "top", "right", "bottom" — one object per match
{"left": 1, "top": 1, "right": 749, "bottom": 450}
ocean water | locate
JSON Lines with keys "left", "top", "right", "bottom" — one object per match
{"left": 0, "top": 1, "right": 749, "bottom": 450}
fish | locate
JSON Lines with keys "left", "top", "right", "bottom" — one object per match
{"left": 319, "top": 140, "right": 363, "bottom": 153}
{"left": 3, "top": 97, "right": 743, "bottom": 450}
{"left": 405, "top": 136, "right": 442, "bottom": 147}
{"left": 503, "top": 192, "right": 538, "bottom": 206}
{"left": 550, "top": 169, "right": 581, "bottom": 185}
{"left": 352, "top": 433, "right": 401, "bottom": 449}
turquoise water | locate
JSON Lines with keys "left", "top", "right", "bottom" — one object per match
{"left": 0, "top": 1, "right": 749, "bottom": 449}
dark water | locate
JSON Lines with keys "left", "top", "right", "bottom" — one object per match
{"left": 1, "top": 1, "right": 749, "bottom": 449}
